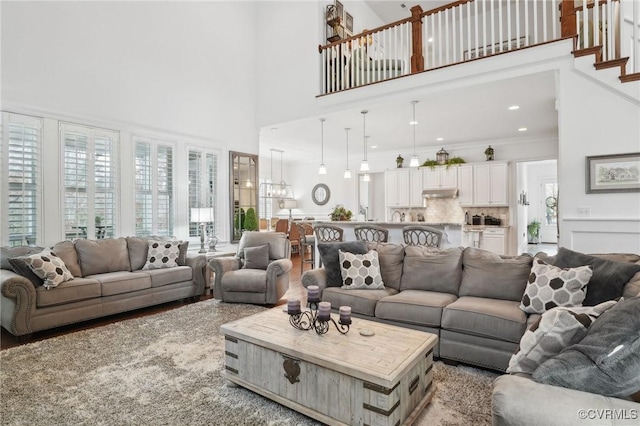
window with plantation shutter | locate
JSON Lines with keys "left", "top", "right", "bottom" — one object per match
{"left": 133, "top": 136, "right": 174, "bottom": 237}
{"left": 1, "top": 112, "right": 42, "bottom": 246}
{"left": 188, "top": 149, "right": 219, "bottom": 238}
{"left": 61, "top": 122, "right": 118, "bottom": 240}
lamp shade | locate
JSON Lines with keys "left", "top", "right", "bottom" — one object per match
{"left": 283, "top": 200, "right": 298, "bottom": 210}
{"left": 190, "top": 207, "right": 214, "bottom": 223}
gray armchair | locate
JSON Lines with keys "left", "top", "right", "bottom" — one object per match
{"left": 210, "top": 232, "right": 292, "bottom": 305}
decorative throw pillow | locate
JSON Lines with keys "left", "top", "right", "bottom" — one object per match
{"left": 507, "top": 299, "right": 619, "bottom": 374}
{"left": 318, "top": 241, "right": 368, "bottom": 287}
{"left": 13, "top": 249, "right": 73, "bottom": 289}
{"left": 520, "top": 259, "right": 593, "bottom": 314}
{"left": 551, "top": 247, "right": 640, "bottom": 305}
{"left": 533, "top": 297, "right": 640, "bottom": 398}
{"left": 142, "top": 241, "right": 180, "bottom": 270}
{"left": 339, "top": 249, "right": 384, "bottom": 290}
{"left": 243, "top": 244, "right": 270, "bottom": 270}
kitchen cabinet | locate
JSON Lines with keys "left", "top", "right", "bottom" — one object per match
{"left": 481, "top": 227, "right": 506, "bottom": 255}
{"left": 409, "top": 169, "right": 424, "bottom": 207}
{"left": 423, "top": 166, "right": 458, "bottom": 189}
{"left": 457, "top": 165, "right": 474, "bottom": 206}
{"left": 473, "top": 162, "right": 508, "bottom": 206}
{"left": 385, "top": 169, "right": 410, "bottom": 207}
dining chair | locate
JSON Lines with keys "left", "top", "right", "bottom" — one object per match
{"left": 354, "top": 224, "right": 389, "bottom": 243}
{"left": 295, "top": 222, "right": 316, "bottom": 275}
{"left": 287, "top": 220, "right": 301, "bottom": 255}
{"left": 402, "top": 225, "right": 443, "bottom": 247}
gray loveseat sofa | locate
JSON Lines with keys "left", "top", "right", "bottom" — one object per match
{"left": 301, "top": 243, "right": 640, "bottom": 372}
{"left": 1, "top": 237, "right": 207, "bottom": 338}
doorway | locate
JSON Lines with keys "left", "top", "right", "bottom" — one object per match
{"left": 539, "top": 177, "right": 558, "bottom": 243}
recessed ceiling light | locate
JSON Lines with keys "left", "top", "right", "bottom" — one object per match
{"left": 270, "top": 127, "right": 278, "bottom": 131}
{"left": 518, "top": 127, "right": 528, "bottom": 132}
{"left": 409, "top": 121, "right": 418, "bottom": 125}
{"left": 427, "top": 37, "right": 434, "bottom": 43}
{"left": 508, "top": 105, "right": 520, "bottom": 110}
{"left": 436, "top": 137, "right": 444, "bottom": 141}
{"left": 371, "top": 145, "right": 377, "bottom": 149}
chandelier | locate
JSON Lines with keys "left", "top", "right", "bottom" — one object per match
{"left": 260, "top": 149, "right": 294, "bottom": 202}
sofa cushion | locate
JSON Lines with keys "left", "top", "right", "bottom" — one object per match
{"left": 243, "top": 244, "right": 270, "bottom": 270}
{"left": 10, "top": 249, "right": 74, "bottom": 289}
{"left": 141, "top": 266, "right": 192, "bottom": 288}
{"left": 375, "top": 290, "right": 458, "bottom": 328}
{"left": 367, "top": 242, "right": 404, "bottom": 291}
{"left": 322, "top": 287, "right": 398, "bottom": 317}
{"left": 339, "top": 250, "right": 384, "bottom": 290}
{"left": 126, "top": 237, "right": 149, "bottom": 271}
{"left": 318, "top": 241, "right": 368, "bottom": 287}
{"left": 520, "top": 259, "right": 593, "bottom": 314}
{"left": 51, "top": 241, "right": 82, "bottom": 277}
{"left": 76, "top": 238, "right": 131, "bottom": 276}
{"left": 238, "top": 231, "right": 287, "bottom": 260}
{"left": 533, "top": 297, "right": 640, "bottom": 398}
{"left": 89, "top": 271, "right": 151, "bottom": 296}
{"left": 221, "top": 269, "right": 267, "bottom": 293}
{"left": 36, "top": 277, "right": 101, "bottom": 307}
{"left": 550, "top": 248, "right": 640, "bottom": 305}
{"left": 459, "top": 248, "right": 532, "bottom": 301}
{"left": 442, "top": 296, "right": 528, "bottom": 343}
{"left": 142, "top": 240, "right": 180, "bottom": 270}
{"left": 400, "top": 246, "right": 463, "bottom": 294}
{"left": 507, "top": 299, "right": 619, "bottom": 374}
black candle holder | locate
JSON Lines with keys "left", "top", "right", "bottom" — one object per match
{"left": 288, "top": 301, "right": 350, "bottom": 335}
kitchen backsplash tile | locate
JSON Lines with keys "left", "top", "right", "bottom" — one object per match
{"left": 388, "top": 201, "right": 509, "bottom": 225}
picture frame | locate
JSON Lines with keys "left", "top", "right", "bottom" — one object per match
{"left": 585, "top": 152, "right": 640, "bottom": 193}
{"left": 345, "top": 12, "right": 353, "bottom": 33}
{"left": 335, "top": 1, "right": 344, "bottom": 24}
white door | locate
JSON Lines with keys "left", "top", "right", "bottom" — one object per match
{"left": 539, "top": 178, "right": 558, "bottom": 243}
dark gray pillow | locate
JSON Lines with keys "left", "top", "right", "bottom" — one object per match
{"left": 243, "top": 244, "right": 270, "bottom": 270}
{"left": 552, "top": 247, "right": 640, "bottom": 305}
{"left": 533, "top": 297, "right": 640, "bottom": 398}
{"left": 8, "top": 255, "right": 45, "bottom": 287}
{"left": 318, "top": 241, "right": 368, "bottom": 287}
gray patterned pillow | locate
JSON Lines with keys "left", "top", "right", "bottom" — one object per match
{"left": 507, "top": 299, "right": 619, "bottom": 374}
{"left": 142, "top": 241, "right": 180, "bottom": 270}
{"left": 520, "top": 259, "right": 593, "bottom": 314}
{"left": 339, "top": 250, "right": 384, "bottom": 290}
{"left": 16, "top": 249, "right": 74, "bottom": 289}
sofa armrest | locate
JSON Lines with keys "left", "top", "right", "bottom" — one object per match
{"left": 267, "top": 258, "right": 292, "bottom": 277}
{"left": 301, "top": 268, "right": 329, "bottom": 295}
{"left": 266, "top": 258, "right": 293, "bottom": 304}
{"left": 209, "top": 257, "right": 241, "bottom": 299}
{"left": 1, "top": 269, "right": 37, "bottom": 336}
{"left": 185, "top": 252, "right": 207, "bottom": 295}
{"left": 492, "top": 374, "right": 640, "bottom": 426}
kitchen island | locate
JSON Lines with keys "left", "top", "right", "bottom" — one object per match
{"left": 313, "top": 220, "right": 463, "bottom": 247}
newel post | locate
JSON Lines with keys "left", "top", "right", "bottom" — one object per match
{"left": 410, "top": 5, "right": 424, "bottom": 73}
{"left": 560, "top": 0, "right": 577, "bottom": 38}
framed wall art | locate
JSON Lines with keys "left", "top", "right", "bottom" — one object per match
{"left": 585, "top": 152, "right": 640, "bottom": 193}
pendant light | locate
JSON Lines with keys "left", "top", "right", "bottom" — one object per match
{"left": 344, "top": 128, "right": 352, "bottom": 179}
{"left": 279, "top": 150, "right": 289, "bottom": 198}
{"left": 409, "top": 101, "right": 420, "bottom": 167}
{"left": 318, "top": 118, "right": 327, "bottom": 175}
{"left": 360, "top": 110, "right": 369, "bottom": 172}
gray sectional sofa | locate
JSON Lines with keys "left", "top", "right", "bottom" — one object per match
{"left": 1, "top": 237, "right": 207, "bottom": 338}
{"left": 301, "top": 243, "right": 640, "bottom": 372}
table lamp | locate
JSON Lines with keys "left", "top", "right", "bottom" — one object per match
{"left": 190, "top": 207, "right": 214, "bottom": 253}
{"left": 283, "top": 199, "right": 298, "bottom": 230}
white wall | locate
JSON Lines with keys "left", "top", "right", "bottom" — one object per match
{"left": 2, "top": 1, "right": 260, "bottom": 245}
{"left": 557, "top": 65, "right": 640, "bottom": 253}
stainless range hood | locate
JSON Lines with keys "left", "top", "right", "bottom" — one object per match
{"left": 422, "top": 188, "right": 459, "bottom": 199}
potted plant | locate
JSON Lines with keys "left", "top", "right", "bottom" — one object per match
{"left": 446, "top": 156, "right": 466, "bottom": 169}
{"left": 244, "top": 208, "right": 258, "bottom": 231}
{"left": 95, "top": 215, "right": 103, "bottom": 226}
{"left": 330, "top": 205, "right": 353, "bottom": 221}
{"left": 421, "top": 159, "right": 438, "bottom": 170}
{"left": 396, "top": 154, "right": 404, "bottom": 168}
{"left": 527, "top": 219, "right": 541, "bottom": 244}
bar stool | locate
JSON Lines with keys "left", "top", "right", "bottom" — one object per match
{"left": 313, "top": 224, "right": 344, "bottom": 267}
{"left": 354, "top": 224, "right": 389, "bottom": 243}
{"left": 402, "top": 225, "right": 443, "bottom": 247}
{"left": 295, "top": 222, "right": 315, "bottom": 276}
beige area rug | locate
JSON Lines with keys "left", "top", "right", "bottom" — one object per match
{"left": 1, "top": 300, "right": 498, "bottom": 425}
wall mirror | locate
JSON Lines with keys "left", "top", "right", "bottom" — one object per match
{"left": 230, "top": 151, "right": 258, "bottom": 242}
{"left": 312, "top": 183, "right": 330, "bottom": 205}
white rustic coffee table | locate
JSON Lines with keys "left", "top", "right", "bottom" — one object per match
{"left": 220, "top": 307, "right": 438, "bottom": 426}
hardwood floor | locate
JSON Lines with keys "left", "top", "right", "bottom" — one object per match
{"left": 0, "top": 252, "right": 311, "bottom": 351}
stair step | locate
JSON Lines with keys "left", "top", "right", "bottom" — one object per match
{"left": 573, "top": 46, "right": 602, "bottom": 62}
{"left": 620, "top": 73, "right": 640, "bottom": 83}
{"left": 594, "top": 57, "right": 629, "bottom": 71}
